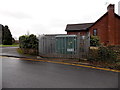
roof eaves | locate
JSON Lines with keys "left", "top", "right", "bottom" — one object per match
{"left": 65, "top": 23, "right": 94, "bottom": 31}
{"left": 115, "top": 13, "right": 120, "bottom": 19}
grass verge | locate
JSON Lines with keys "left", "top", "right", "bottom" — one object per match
{"left": 0, "top": 44, "right": 19, "bottom": 47}
{"left": 16, "top": 48, "right": 37, "bottom": 56}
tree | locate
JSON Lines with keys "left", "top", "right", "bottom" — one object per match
{"left": 2, "top": 25, "right": 13, "bottom": 45}
{"left": 0, "top": 24, "right": 4, "bottom": 44}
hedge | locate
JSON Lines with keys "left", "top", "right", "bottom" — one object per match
{"left": 19, "top": 34, "right": 38, "bottom": 55}
{"left": 88, "top": 46, "right": 118, "bottom": 63}
{"left": 19, "top": 34, "right": 38, "bottom": 49}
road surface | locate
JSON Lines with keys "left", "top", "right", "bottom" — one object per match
{"left": 2, "top": 56, "right": 118, "bottom": 88}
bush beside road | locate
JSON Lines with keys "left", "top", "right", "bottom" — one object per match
{"left": 87, "top": 45, "right": 120, "bottom": 70}
{"left": 19, "top": 34, "right": 38, "bottom": 55}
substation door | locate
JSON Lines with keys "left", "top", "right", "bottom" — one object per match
{"left": 55, "top": 35, "right": 77, "bottom": 54}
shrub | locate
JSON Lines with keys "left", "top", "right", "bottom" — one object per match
{"left": 87, "top": 48, "right": 99, "bottom": 62}
{"left": 19, "top": 34, "right": 38, "bottom": 50}
{"left": 17, "top": 48, "right": 38, "bottom": 55}
{"left": 90, "top": 35, "right": 100, "bottom": 47}
{"left": 88, "top": 46, "right": 117, "bottom": 63}
{"left": 107, "top": 45, "right": 120, "bottom": 61}
{"left": 98, "top": 46, "right": 117, "bottom": 63}
{"left": 19, "top": 34, "right": 38, "bottom": 55}
{"left": 12, "top": 38, "right": 15, "bottom": 44}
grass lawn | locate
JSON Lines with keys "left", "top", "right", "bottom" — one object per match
{"left": 0, "top": 44, "right": 19, "bottom": 47}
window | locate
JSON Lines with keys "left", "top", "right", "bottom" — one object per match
{"left": 93, "top": 29, "right": 97, "bottom": 36}
{"left": 82, "top": 35, "right": 85, "bottom": 39}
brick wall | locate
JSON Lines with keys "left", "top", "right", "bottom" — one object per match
{"left": 115, "top": 17, "right": 120, "bottom": 45}
{"left": 107, "top": 4, "right": 115, "bottom": 45}
{"left": 89, "top": 14, "right": 108, "bottom": 45}
{"left": 67, "top": 31, "right": 88, "bottom": 35}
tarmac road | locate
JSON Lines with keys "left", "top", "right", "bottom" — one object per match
{"left": 2, "top": 56, "right": 118, "bottom": 88}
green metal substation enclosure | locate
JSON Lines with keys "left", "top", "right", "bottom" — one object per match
{"left": 55, "top": 35, "right": 77, "bottom": 54}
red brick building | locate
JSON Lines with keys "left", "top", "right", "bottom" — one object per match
{"left": 65, "top": 4, "right": 120, "bottom": 45}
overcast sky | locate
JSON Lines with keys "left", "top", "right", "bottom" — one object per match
{"left": 0, "top": 0, "right": 120, "bottom": 39}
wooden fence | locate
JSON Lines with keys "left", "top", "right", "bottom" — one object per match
{"left": 38, "top": 34, "right": 90, "bottom": 59}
